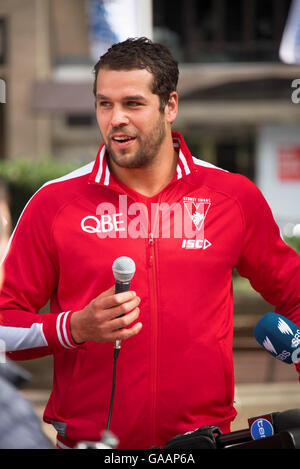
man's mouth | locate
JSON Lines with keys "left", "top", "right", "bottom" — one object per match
{"left": 111, "top": 134, "right": 137, "bottom": 147}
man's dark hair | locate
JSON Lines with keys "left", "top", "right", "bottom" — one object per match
{"left": 93, "top": 37, "right": 179, "bottom": 112}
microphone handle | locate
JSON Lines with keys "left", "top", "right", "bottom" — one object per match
{"left": 114, "top": 280, "right": 131, "bottom": 349}
{"left": 115, "top": 280, "right": 130, "bottom": 294}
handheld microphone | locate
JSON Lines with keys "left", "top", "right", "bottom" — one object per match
{"left": 112, "top": 256, "right": 136, "bottom": 350}
{"left": 254, "top": 312, "right": 300, "bottom": 364}
{"left": 106, "top": 256, "right": 136, "bottom": 435}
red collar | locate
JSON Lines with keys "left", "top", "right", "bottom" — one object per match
{"left": 89, "top": 131, "right": 197, "bottom": 187}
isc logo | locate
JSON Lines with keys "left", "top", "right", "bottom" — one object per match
{"left": 181, "top": 239, "right": 212, "bottom": 250}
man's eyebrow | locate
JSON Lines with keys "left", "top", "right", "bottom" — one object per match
{"left": 96, "top": 94, "right": 109, "bottom": 101}
{"left": 96, "top": 94, "right": 147, "bottom": 101}
{"left": 123, "top": 95, "right": 147, "bottom": 101}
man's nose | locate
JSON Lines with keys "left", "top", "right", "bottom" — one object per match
{"left": 110, "top": 105, "right": 130, "bottom": 128}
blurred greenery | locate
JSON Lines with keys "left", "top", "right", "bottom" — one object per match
{"left": 0, "top": 157, "right": 80, "bottom": 227}
{"left": 283, "top": 236, "right": 300, "bottom": 256}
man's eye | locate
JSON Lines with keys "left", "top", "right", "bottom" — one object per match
{"left": 127, "top": 101, "right": 141, "bottom": 107}
{"left": 98, "top": 101, "right": 111, "bottom": 107}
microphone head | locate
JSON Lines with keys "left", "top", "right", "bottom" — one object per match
{"left": 272, "top": 409, "right": 300, "bottom": 433}
{"left": 112, "top": 256, "right": 136, "bottom": 283}
{"left": 254, "top": 312, "right": 300, "bottom": 364}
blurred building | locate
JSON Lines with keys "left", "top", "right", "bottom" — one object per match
{"left": 0, "top": 0, "right": 152, "bottom": 164}
{"left": 0, "top": 0, "right": 300, "bottom": 229}
{"left": 154, "top": 0, "right": 300, "bottom": 231}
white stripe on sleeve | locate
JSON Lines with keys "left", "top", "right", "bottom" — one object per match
{"left": 56, "top": 311, "right": 76, "bottom": 349}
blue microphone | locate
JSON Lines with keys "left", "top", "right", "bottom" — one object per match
{"left": 254, "top": 312, "right": 300, "bottom": 364}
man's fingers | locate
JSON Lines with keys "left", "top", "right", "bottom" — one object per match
{"left": 97, "top": 287, "right": 138, "bottom": 309}
{"left": 95, "top": 293, "right": 141, "bottom": 320}
{"left": 110, "top": 306, "right": 141, "bottom": 331}
{"left": 110, "top": 320, "right": 143, "bottom": 342}
{"left": 98, "top": 305, "right": 141, "bottom": 337}
{"left": 73, "top": 285, "right": 142, "bottom": 344}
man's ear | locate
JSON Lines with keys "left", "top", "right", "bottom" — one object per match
{"left": 165, "top": 92, "right": 178, "bottom": 124}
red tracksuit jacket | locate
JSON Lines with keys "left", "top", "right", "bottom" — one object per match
{"left": 0, "top": 132, "right": 300, "bottom": 449}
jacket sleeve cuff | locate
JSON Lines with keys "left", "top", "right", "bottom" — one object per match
{"left": 42, "top": 311, "right": 80, "bottom": 353}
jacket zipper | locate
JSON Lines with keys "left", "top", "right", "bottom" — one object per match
{"left": 148, "top": 230, "right": 159, "bottom": 446}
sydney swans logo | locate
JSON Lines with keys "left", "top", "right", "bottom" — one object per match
{"left": 183, "top": 198, "right": 211, "bottom": 231}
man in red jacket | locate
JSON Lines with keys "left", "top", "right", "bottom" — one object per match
{"left": 0, "top": 38, "right": 300, "bottom": 450}
{"left": 69, "top": 38, "right": 180, "bottom": 347}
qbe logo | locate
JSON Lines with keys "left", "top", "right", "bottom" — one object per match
{"left": 0, "top": 79, "right": 5, "bottom": 104}
{"left": 250, "top": 418, "right": 274, "bottom": 440}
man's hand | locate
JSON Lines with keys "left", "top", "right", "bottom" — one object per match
{"left": 69, "top": 285, "right": 142, "bottom": 344}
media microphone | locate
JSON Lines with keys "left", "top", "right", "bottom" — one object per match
{"left": 247, "top": 408, "right": 300, "bottom": 440}
{"left": 112, "top": 256, "right": 136, "bottom": 350}
{"left": 273, "top": 408, "right": 300, "bottom": 433}
{"left": 254, "top": 312, "right": 300, "bottom": 364}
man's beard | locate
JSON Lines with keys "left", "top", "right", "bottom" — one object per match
{"left": 105, "top": 115, "right": 166, "bottom": 169}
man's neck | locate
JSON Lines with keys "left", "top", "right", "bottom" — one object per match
{"left": 108, "top": 134, "right": 178, "bottom": 198}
